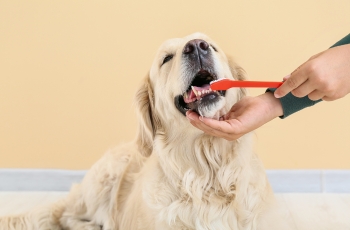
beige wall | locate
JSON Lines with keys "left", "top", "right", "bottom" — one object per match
{"left": 1, "top": 0, "right": 350, "bottom": 169}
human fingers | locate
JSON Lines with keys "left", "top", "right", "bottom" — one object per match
{"left": 322, "top": 93, "right": 343, "bottom": 102}
{"left": 274, "top": 67, "right": 308, "bottom": 98}
{"left": 186, "top": 111, "right": 225, "bottom": 135}
{"left": 186, "top": 111, "right": 243, "bottom": 140}
{"left": 290, "top": 80, "right": 315, "bottom": 98}
{"left": 308, "top": 90, "right": 325, "bottom": 101}
{"left": 199, "top": 117, "right": 244, "bottom": 140}
{"left": 186, "top": 111, "right": 207, "bottom": 130}
{"left": 199, "top": 116, "right": 243, "bottom": 135}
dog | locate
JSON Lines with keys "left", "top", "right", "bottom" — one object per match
{"left": 0, "top": 33, "right": 292, "bottom": 230}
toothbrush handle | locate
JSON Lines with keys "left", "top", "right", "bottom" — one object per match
{"left": 210, "top": 80, "right": 283, "bottom": 90}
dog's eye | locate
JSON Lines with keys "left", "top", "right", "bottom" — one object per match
{"left": 161, "top": 54, "right": 174, "bottom": 66}
{"left": 210, "top": 44, "right": 218, "bottom": 52}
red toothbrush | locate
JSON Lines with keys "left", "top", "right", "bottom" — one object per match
{"left": 210, "top": 78, "right": 283, "bottom": 90}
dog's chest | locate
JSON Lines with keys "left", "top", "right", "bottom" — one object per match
{"left": 152, "top": 183, "right": 240, "bottom": 230}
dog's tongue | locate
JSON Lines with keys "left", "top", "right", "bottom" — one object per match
{"left": 184, "top": 84, "right": 211, "bottom": 103}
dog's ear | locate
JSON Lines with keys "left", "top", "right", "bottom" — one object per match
{"left": 135, "top": 74, "right": 160, "bottom": 157}
{"left": 228, "top": 57, "right": 248, "bottom": 99}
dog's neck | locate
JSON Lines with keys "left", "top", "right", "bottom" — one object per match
{"left": 146, "top": 131, "right": 269, "bottom": 229}
{"left": 153, "top": 130, "right": 255, "bottom": 201}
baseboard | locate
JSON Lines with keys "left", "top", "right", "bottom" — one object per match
{"left": 0, "top": 169, "right": 86, "bottom": 191}
{"left": 267, "top": 170, "right": 350, "bottom": 193}
{"left": 0, "top": 169, "right": 349, "bottom": 193}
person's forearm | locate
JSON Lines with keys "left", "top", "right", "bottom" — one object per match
{"left": 258, "top": 92, "right": 283, "bottom": 119}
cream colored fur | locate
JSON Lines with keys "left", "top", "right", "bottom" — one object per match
{"left": 0, "top": 33, "right": 292, "bottom": 230}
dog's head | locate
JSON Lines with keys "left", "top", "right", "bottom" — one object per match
{"left": 135, "top": 33, "right": 247, "bottom": 156}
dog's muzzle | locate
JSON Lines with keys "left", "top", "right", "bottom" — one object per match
{"left": 174, "top": 39, "right": 226, "bottom": 116}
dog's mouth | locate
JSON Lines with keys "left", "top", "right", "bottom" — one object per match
{"left": 174, "top": 70, "right": 226, "bottom": 116}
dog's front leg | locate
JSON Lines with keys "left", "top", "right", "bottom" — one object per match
{"left": 154, "top": 221, "right": 194, "bottom": 230}
{"left": 58, "top": 185, "right": 102, "bottom": 230}
{"left": 60, "top": 217, "right": 102, "bottom": 230}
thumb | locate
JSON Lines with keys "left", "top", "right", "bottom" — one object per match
{"left": 222, "top": 112, "right": 233, "bottom": 120}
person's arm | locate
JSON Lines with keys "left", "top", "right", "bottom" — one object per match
{"left": 271, "top": 33, "right": 350, "bottom": 118}
{"left": 187, "top": 33, "right": 350, "bottom": 139}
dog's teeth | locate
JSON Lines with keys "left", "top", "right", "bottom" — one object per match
{"left": 198, "top": 91, "right": 201, "bottom": 96}
{"left": 183, "top": 92, "right": 187, "bottom": 99}
{"left": 191, "top": 86, "right": 198, "bottom": 96}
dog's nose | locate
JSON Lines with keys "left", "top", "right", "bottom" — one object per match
{"left": 183, "top": 39, "right": 209, "bottom": 55}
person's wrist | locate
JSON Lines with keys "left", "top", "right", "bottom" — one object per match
{"left": 259, "top": 92, "right": 283, "bottom": 118}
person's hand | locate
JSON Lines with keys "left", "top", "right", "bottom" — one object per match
{"left": 186, "top": 92, "right": 283, "bottom": 141}
{"left": 275, "top": 44, "right": 350, "bottom": 101}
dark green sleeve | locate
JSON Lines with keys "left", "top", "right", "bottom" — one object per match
{"left": 330, "top": 33, "right": 350, "bottom": 48}
{"left": 267, "top": 33, "right": 350, "bottom": 119}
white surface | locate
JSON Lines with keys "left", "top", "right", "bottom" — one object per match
{"left": 0, "top": 192, "right": 349, "bottom": 229}
{"left": 1, "top": 169, "right": 350, "bottom": 192}
{"left": 267, "top": 170, "right": 322, "bottom": 192}
{"left": 0, "top": 169, "right": 86, "bottom": 191}
{"left": 0, "top": 192, "right": 67, "bottom": 216}
{"left": 278, "top": 193, "right": 350, "bottom": 230}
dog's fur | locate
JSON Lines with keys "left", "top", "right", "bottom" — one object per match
{"left": 0, "top": 33, "right": 292, "bottom": 230}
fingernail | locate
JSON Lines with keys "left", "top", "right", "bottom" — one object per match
{"left": 283, "top": 74, "right": 291, "bottom": 80}
{"left": 274, "top": 92, "right": 281, "bottom": 98}
{"left": 187, "top": 111, "right": 197, "bottom": 121}
{"left": 187, "top": 114, "right": 194, "bottom": 121}
{"left": 199, "top": 116, "right": 203, "bottom": 121}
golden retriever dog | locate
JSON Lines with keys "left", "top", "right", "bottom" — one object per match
{"left": 0, "top": 33, "right": 291, "bottom": 230}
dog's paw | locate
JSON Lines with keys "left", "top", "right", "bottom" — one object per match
{"left": 78, "top": 222, "right": 103, "bottom": 230}
{"left": 61, "top": 219, "right": 103, "bottom": 230}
